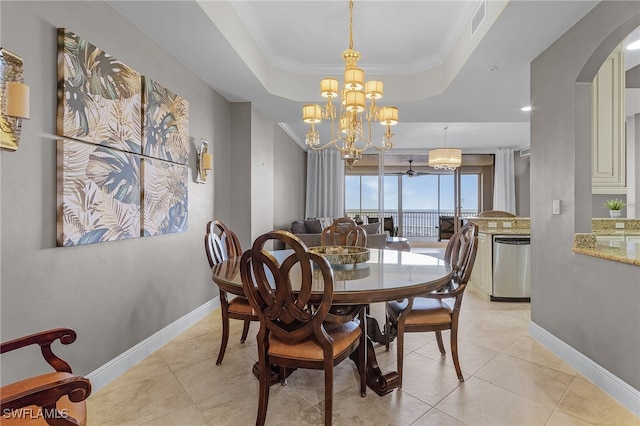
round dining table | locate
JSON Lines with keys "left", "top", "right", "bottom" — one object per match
{"left": 211, "top": 248, "right": 452, "bottom": 396}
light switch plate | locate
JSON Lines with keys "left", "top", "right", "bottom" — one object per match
{"left": 615, "top": 222, "right": 625, "bottom": 229}
{"left": 552, "top": 199, "right": 560, "bottom": 215}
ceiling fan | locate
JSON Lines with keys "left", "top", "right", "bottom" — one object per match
{"left": 395, "top": 160, "right": 425, "bottom": 178}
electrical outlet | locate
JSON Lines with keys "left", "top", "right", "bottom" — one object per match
{"left": 615, "top": 222, "right": 625, "bottom": 229}
{"left": 502, "top": 221, "right": 512, "bottom": 228}
{"left": 488, "top": 222, "right": 497, "bottom": 228}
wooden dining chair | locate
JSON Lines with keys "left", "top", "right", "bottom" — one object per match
{"left": 367, "top": 216, "right": 398, "bottom": 237}
{"left": 385, "top": 222, "right": 478, "bottom": 385}
{"left": 205, "top": 219, "right": 258, "bottom": 365}
{"left": 320, "top": 217, "right": 367, "bottom": 247}
{"left": 240, "top": 230, "right": 366, "bottom": 426}
{"left": 1, "top": 328, "right": 92, "bottom": 425}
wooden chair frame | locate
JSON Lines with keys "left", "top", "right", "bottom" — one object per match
{"left": 241, "top": 230, "right": 366, "bottom": 426}
{"left": 386, "top": 222, "right": 478, "bottom": 385}
{"left": 367, "top": 216, "right": 398, "bottom": 237}
{"left": 320, "top": 217, "right": 367, "bottom": 247}
{"left": 1, "top": 328, "right": 91, "bottom": 426}
{"left": 205, "top": 220, "right": 257, "bottom": 365}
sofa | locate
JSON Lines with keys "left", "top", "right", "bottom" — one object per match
{"left": 289, "top": 217, "right": 387, "bottom": 249}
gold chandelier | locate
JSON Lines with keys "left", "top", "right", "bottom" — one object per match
{"left": 428, "top": 126, "right": 461, "bottom": 170}
{"left": 302, "top": 0, "right": 398, "bottom": 168}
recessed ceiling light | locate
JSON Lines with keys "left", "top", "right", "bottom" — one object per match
{"left": 627, "top": 40, "right": 640, "bottom": 50}
{"left": 521, "top": 106, "right": 532, "bottom": 112}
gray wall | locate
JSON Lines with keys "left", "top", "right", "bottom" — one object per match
{"left": 229, "top": 103, "right": 253, "bottom": 248}
{"left": 273, "top": 127, "right": 306, "bottom": 230}
{"left": 0, "top": 0, "right": 306, "bottom": 385}
{"left": 592, "top": 194, "right": 627, "bottom": 218}
{"left": 514, "top": 153, "right": 530, "bottom": 217}
{"left": 0, "top": 0, "right": 224, "bottom": 382}
{"left": 530, "top": 1, "right": 640, "bottom": 390}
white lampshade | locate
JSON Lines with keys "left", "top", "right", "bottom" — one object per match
{"left": 428, "top": 148, "right": 462, "bottom": 170}
{"left": 344, "top": 91, "right": 365, "bottom": 112}
{"left": 344, "top": 68, "right": 364, "bottom": 91}
{"left": 302, "top": 104, "right": 322, "bottom": 123}
{"left": 379, "top": 106, "right": 398, "bottom": 125}
{"left": 320, "top": 78, "right": 339, "bottom": 98}
{"left": 202, "top": 152, "right": 213, "bottom": 170}
{"left": 4, "top": 81, "right": 30, "bottom": 119}
{"left": 365, "top": 80, "right": 383, "bottom": 99}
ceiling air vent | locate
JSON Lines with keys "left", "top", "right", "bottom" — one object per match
{"left": 471, "top": 0, "right": 487, "bottom": 36}
{"left": 519, "top": 147, "right": 531, "bottom": 157}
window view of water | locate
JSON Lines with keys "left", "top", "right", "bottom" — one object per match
{"left": 346, "top": 174, "right": 479, "bottom": 238}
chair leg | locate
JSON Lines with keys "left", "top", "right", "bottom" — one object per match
{"left": 358, "top": 307, "right": 367, "bottom": 397}
{"left": 254, "top": 337, "right": 270, "bottom": 426}
{"left": 435, "top": 330, "right": 445, "bottom": 354}
{"left": 396, "top": 323, "right": 405, "bottom": 389}
{"left": 216, "top": 306, "right": 230, "bottom": 365}
{"left": 240, "top": 320, "right": 251, "bottom": 343}
{"left": 324, "top": 361, "right": 333, "bottom": 426}
{"left": 384, "top": 314, "right": 391, "bottom": 352}
{"left": 450, "top": 327, "right": 464, "bottom": 382}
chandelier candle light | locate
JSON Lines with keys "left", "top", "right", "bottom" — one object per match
{"left": 302, "top": 0, "right": 398, "bottom": 168}
{"left": 428, "top": 126, "right": 461, "bottom": 170}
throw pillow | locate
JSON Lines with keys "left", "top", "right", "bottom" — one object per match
{"left": 361, "top": 223, "right": 381, "bottom": 234}
{"left": 290, "top": 220, "right": 307, "bottom": 234}
{"left": 324, "top": 217, "right": 335, "bottom": 228}
{"left": 304, "top": 218, "right": 323, "bottom": 234}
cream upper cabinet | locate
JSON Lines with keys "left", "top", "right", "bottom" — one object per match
{"left": 592, "top": 45, "right": 626, "bottom": 194}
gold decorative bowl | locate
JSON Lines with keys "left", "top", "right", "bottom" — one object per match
{"left": 308, "top": 246, "right": 370, "bottom": 266}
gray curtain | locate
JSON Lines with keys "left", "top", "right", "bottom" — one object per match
{"left": 493, "top": 148, "right": 516, "bottom": 213}
{"left": 305, "top": 150, "right": 345, "bottom": 218}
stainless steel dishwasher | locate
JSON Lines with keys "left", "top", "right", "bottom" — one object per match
{"left": 492, "top": 235, "right": 531, "bottom": 301}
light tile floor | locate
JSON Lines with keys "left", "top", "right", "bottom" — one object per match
{"left": 88, "top": 273, "right": 639, "bottom": 425}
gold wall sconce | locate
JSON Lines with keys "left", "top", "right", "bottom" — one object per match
{"left": 1, "top": 48, "right": 30, "bottom": 151}
{"left": 196, "top": 138, "right": 213, "bottom": 183}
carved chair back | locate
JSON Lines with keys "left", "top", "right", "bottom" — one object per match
{"left": 320, "top": 217, "right": 367, "bottom": 247}
{"left": 205, "top": 219, "right": 242, "bottom": 267}
{"left": 241, "top": 230, "right": 334, "bottom": 345}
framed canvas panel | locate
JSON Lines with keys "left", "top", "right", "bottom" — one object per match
{"left": 142, "top": 158, "right": 188, "bottom": 236}
{"left": 57, "top": 139, "right": 141, "bottom": 246}
{"left": 57, "top": 28, "right": 142, "bottom": 153}
{"left": 142, "top": 77, "right": 189, "bottom": 164}
{"left": 1, "top": 48, "right": 24, "bottom": 151}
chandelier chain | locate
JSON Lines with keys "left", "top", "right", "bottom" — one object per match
{"left": 349, "top": 0, "right": 354, "bottom": 50}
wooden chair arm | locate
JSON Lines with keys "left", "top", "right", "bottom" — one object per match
{"left": 1, "top": 375, "right": 92, "bottom": 411}
{"left": 423, "top": 283, "right": 467, "bottom": 300}
{"left": 1, "top": 328, "right": 76, "bottom": 373}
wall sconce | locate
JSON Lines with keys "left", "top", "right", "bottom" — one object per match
{"left": 1, "top": 48, "right": 30, "bottom": 152}
{"left": 196, "top": 138, "right": 213, "bottom": 184}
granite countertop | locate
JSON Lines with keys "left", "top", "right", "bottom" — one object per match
{"left": 468, "top": 217, "right": 530, "bottom": 235}
{"left": 573, "top": 242, "right": 640, "bottom": 266}
{"left": 591, "top": 218, "right": 640, "bottom": 235}
{"left": 479, "top": 229, "right": 530, "bottom": 235}
{"left": 592, "top": 230, "right": 640, "bottom": 236}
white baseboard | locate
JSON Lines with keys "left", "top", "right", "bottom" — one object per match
{"left": 529, "top": 321, "right": 640, "bottom": 416}
{"left": 87, "top": 297, "right": 220, "bottom": 393}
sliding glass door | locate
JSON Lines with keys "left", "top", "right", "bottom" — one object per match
{"left": 345, "top": 155, "right": 482, "bottom": 240}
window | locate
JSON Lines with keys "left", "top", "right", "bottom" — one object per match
{"left": 346, "top": 171, "right": 481, "bottom": 238}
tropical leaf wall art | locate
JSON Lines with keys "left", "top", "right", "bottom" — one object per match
{"left": 142, "top": 78, "right": 189, "bottom": 164}
{"left": 57, "top": 139, "right": 141, "bottom": 246}
{"left": 56, "top": 29, "right": 191, "bottom": 246}
{"left": 142, "top": 158, "right": 188, "bottom": 236}
{"left": 57, "top": 28, "right": 142, "bottom": 154}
